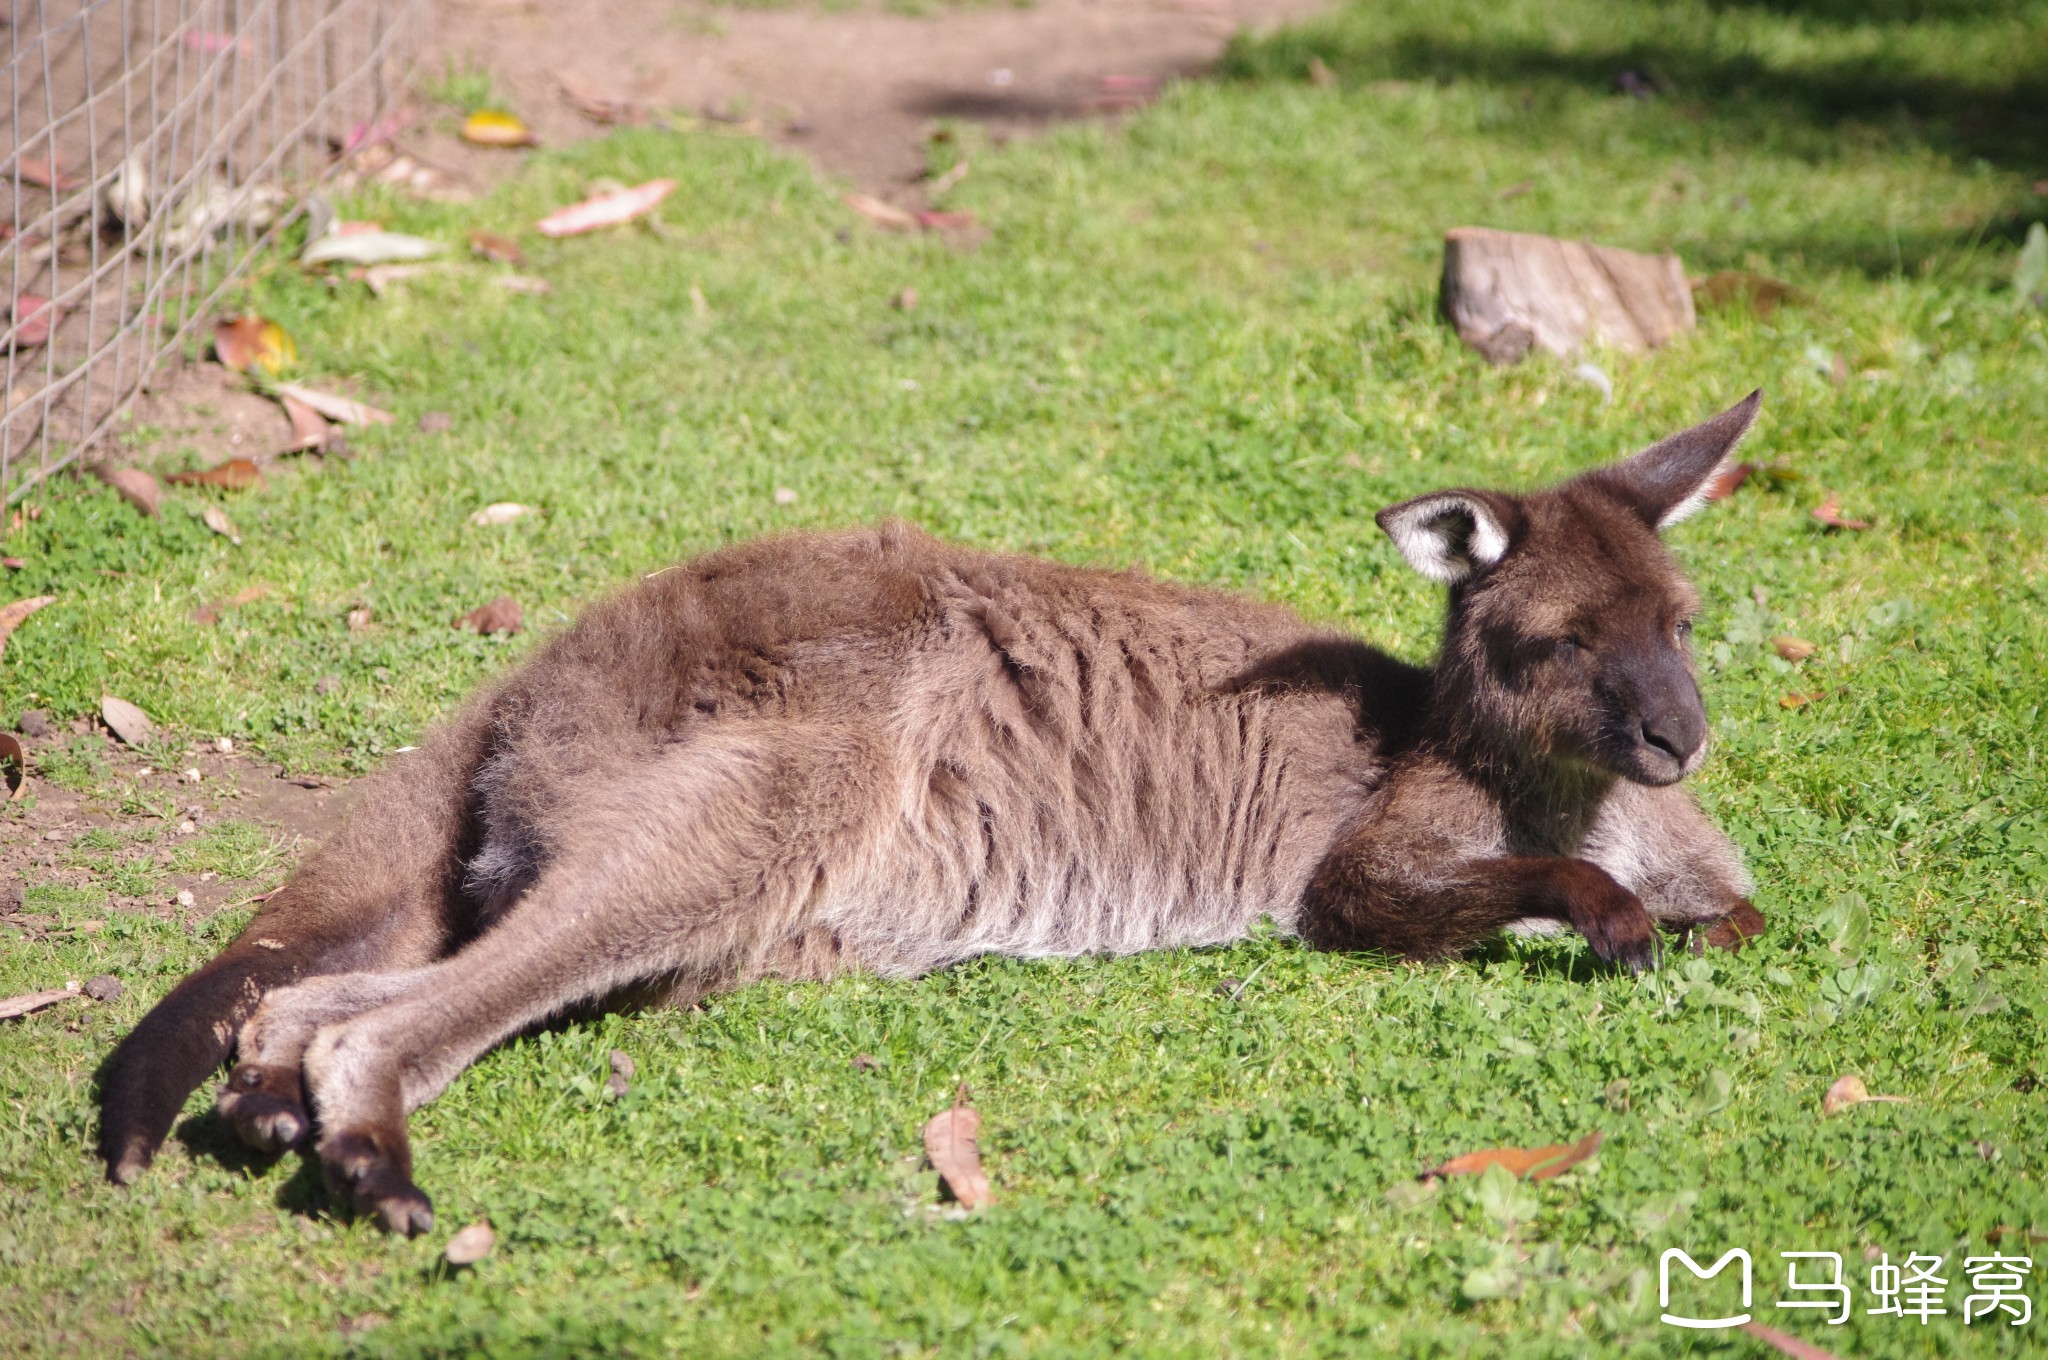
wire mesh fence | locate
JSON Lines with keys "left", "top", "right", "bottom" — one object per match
{"left": 2, "top": 0, "right": 421, "bottom": 504}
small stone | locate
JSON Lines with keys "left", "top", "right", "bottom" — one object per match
{"left": 418, "top": 411, "right": 453, "bottom": 433}
{"left": 17, "top": 709, "right": 53, "bottom": 739}
{"left": 346, "top": 607, "right": 373, "bottom": 632}
{"left": 851, "top": 1053, "right": 881, "bottom": 1071}
{"left": 42, "top": 828, "right": 65, "bottom": 842}
{"left": 175, "top": 889, "right": 195, "bottom": 908}
{"left": 137, "top": 767, "right": 153, "bottom": 778}
{"left": 773, "top": 487, "right": 798, "bottom": 506}
{"left": 609, "top": 1050, "right": 636, "bottom": 1081}
{"left": 214, "top": 736, "right": 233, "bottom": 753}
{"left": 182, "top": 767, "right": 202, "bottom": 783}
{"left": 177, "top": 820, "right": 197, "bottom": 834}
{"left": 606, "top": 1072, "right": 630, "bottom": 1099}
{"left": 84, "top": 974, "right": 123, "bottom": 1001}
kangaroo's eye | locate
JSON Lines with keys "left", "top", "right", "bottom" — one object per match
{"left": 1554, "top": 635, "right": 1585, "bottom": 657}
{"left": 1675, "top": 619, "right": 1694, "bottom": 641}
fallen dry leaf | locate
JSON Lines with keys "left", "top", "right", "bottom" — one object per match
{"left": 1812, "top": 493, "right": 1870, "bottom": 531}
{"left": 444, "top": 1221, "right": 495, "bottom": 1265}
{"left": 1497, "top": 178, "right": 1535, "bottom": 200}
{"left": 214, "top": 315, "right": 295, "bottom": 376}
{"left": 0, "top": 982, "right": 80, "bottom": 1022}
{"left": 456, "top": 597, "right": 523, "bottom": 635}
{"left": 166, "top": 457, "right": 262, "bottom": 491}
{"left": 9, "top": 294, "right": 60, "bottom": 347}
{"left": 0, "top": 595, "right": 56, "bottom": 665}
{"left": 843, "top": 193, "right": 918, "bottom": 231}
{"left": 1821, "top": 1074, "right": 1909, "bottom": 1116}
{"left": 923, "top": 1095, "right": 994, "bottom": 1209}
{"left": 1771, "top": 636, "right": 1816, "bottom": 662}
{"left": 0, "top": 731, "right": 27, "bottom": 800}
{"left": 1704, "top": 460, "right": 1755, "bottom": 501}
{"left": 283, "top": 393, "right": 330, "bottom": 451}
{"left": 101, "top": 695, "right": 155, "bottom": 745}
{"left": 98, "top": 465, "right": 162, "bottom": 517}
{"left": 201, "top": 505, "right": 242, "bottom": 544}
{"left": 536, "top": 179, "right": 677, "bottom": 237}
{"left": 1779, "top": 689, "right": 1829, "bottom": 710}
{"left": 559, "top": 77, "right": 637, "bottom": 125}
{"left": 892, "top": 287, "right": 920, "bottom": 312}
{"left": 17, "top": 155, "right": 79, "bottom": 191}
{"left": 228, "top": 583, "right": 273, "bottom": 606}
{"left": 469, "top": 502, "right": 536, "bottom": 527}
{"left": 304, "top": 232, "right": 446, "bottom": 268}
{"left": 462, "top": 110, "right": 537, "bottom": 147}
{"left": 274, "top": 383, "right": 393, "bottom": 426}
{"left": 191, "top": 604, "right": 221, "bottom": 626}
{"left": 1426, "top": 1130, "right": 1604, "bottom": 1182}
{"left": 1740, "top": 1321, "right": 1842, "bottom": 1360}
{"left": 1693, "top": 270, "right": 1804, "bottom": 318}
{"left": 346, "top": 606, "right": 373, "bottom": 631}
{"left": 468, "top": 231, "right": 525, "bottom": 264}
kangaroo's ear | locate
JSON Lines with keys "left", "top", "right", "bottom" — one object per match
{"left": 1592, "top": 390, "right": 1762, "bottom": 530}
{"left": 1376, "top": 490, "right": 1519, "bottom": 584}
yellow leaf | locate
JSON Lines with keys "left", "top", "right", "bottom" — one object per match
{"left": 462, "top": 110, "right": 536, "bottom": 148}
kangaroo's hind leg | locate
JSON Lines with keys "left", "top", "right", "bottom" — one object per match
{"left": 98, "top": 700, "right": 496, "bottom": 1185}
{"left": 297, "top": 725, "right": 886, "bottom": 1234}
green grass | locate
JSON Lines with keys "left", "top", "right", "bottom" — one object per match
{"left": 3, "top": 0, "right": 2047, "bottom": 1353}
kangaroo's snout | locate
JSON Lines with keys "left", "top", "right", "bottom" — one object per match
{"left": 1619, "top": 646, "right": 1708, "bottom": 784}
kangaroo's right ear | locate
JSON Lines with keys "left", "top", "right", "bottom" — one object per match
{"left": 1376, "top": 491, "right": 1519, "bottom": 584}
{"left": 1591, "top": 389, "right": 1762, "bottom": 530}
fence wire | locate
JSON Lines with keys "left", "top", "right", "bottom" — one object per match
{"left": 2, "top": 0, "right": 421, "bottom": 503}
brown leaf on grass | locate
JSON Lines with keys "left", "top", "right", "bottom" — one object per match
{"left": 228, "top": 583, "right": 273, "bottom": 606}
{"left": 283, "top": 393, "right": 330, "bottom": 451}
{"left": 9, "top": 294, "right": 60, "bottom": 347}
{"left": 1821, "top": 1075, "right": 1909, "bottom": 1116}
{"left": 843, "top": 193, "right": 918, "bottom": 231}
{"left": 456, "top": 596, "right": 523, "bottom": 635}
{"left": 1692, "top": 271, "right": 1804, "bottom": 318}
{"left": 274, "top": 383, "right": 393, "bottom": 426}
{"left": 98, "top": 465, "right": 161, "bottom": 516}
{"left": 1425, "top": 1130, "right": 1603, "bottom": 1182}
{"left": 191, "top": 604, "right": 222, "bottom": 626}
{"left": 346, "top": 606, "right": 373, "bottom": 631}
{"left": 892, "top": 288, "right": 920, "bottom": 312}
{"left": 213, "top": 315, "right": 295, "bottom": 375}
{"left": 923, "top": 1093, "right": 994, "bottom": 1209}
{"left": 17, "top": 155, "right": 79, "bottom": 191}
{"left": 1779, "top": 689, "right": 1828, "bottom": 710}
{"left": 0, "top": 595, "right": 56, "bottom": 665}
{"left": 167, "top": 457, "right": 262, "bottom": 491}
{"left": 101, "top": 695, "right": 155, "bottom": 745}
{"left": 468, "top": 231, "right": 525, "bottom": 265}
{"left": 444, "top": 1221, "right": 495, "bottom": 1265}
{"left": 0, "top": 982, "right": 80, "bottom": 1021}
{"left": 0, "top": 731, "right": 27, "bottom": 800}
{"left": 1739, "top": 1321, "right": 1843, "bottom": 1360}
{"left": 2, "top": 558, "right": 22, "bottom": 569}
{"left": 1704, "top": 460, "right": 1755, "bottom": 501}
{"left": 536, "top": 179, "right": 677, "bottom": 237}
{"left": 1812, "top": 493, "right": 1870, "bottom": 531}
{"left": 461, "top": 110, "right": 537, "bottom": 147}
{"left": 1771, "top": 636, "right": 1816, "bottom": 662}
{"left": 201, "top": 505, "right": 242, "bottom": 544}
{"left": 1497, "top": 178, "right": 1535, "bottom": 200}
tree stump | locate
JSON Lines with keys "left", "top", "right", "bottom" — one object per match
{"left": 1439, "top": 227, "right": 1694, "bottom": 364}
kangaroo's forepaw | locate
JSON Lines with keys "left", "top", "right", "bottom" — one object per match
{"left": 218, "top": 1063, "right": 310, "bottom": 1154}
{"left": 321, "top": 1129, "right": 434, "bottom": 1236}
{"left": 1695, "top": 900, "right": 1767, "bottom": 954}
{"left": 1572, "top": 889, "right": 1660, "bottom": 975}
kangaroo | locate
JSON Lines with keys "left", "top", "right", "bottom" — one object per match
{"left": 98, "top": 393, "right": 1767, "bottom": 1234}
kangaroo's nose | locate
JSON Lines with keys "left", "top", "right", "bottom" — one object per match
{"left": 1639, "top": 708, "right": 1705, "bottom": 765}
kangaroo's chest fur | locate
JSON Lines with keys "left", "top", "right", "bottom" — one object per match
{"left": 461, "top": 523, "right": 1411, "bottom": 979}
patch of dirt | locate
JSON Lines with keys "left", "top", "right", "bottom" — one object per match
{"left": 417, "top": 0, "right": 1326, "bottom": 196}
{"left": 0, "top": 725, "right": 355, "bottom": 935}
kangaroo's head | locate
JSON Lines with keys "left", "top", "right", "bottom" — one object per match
{"left": 1377, "top": 391, "right": 1761, "bottom": 787}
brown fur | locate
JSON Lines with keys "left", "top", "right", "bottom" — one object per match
{"left": 98, "top": 394, "right": 1765, "bottom": 1233}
